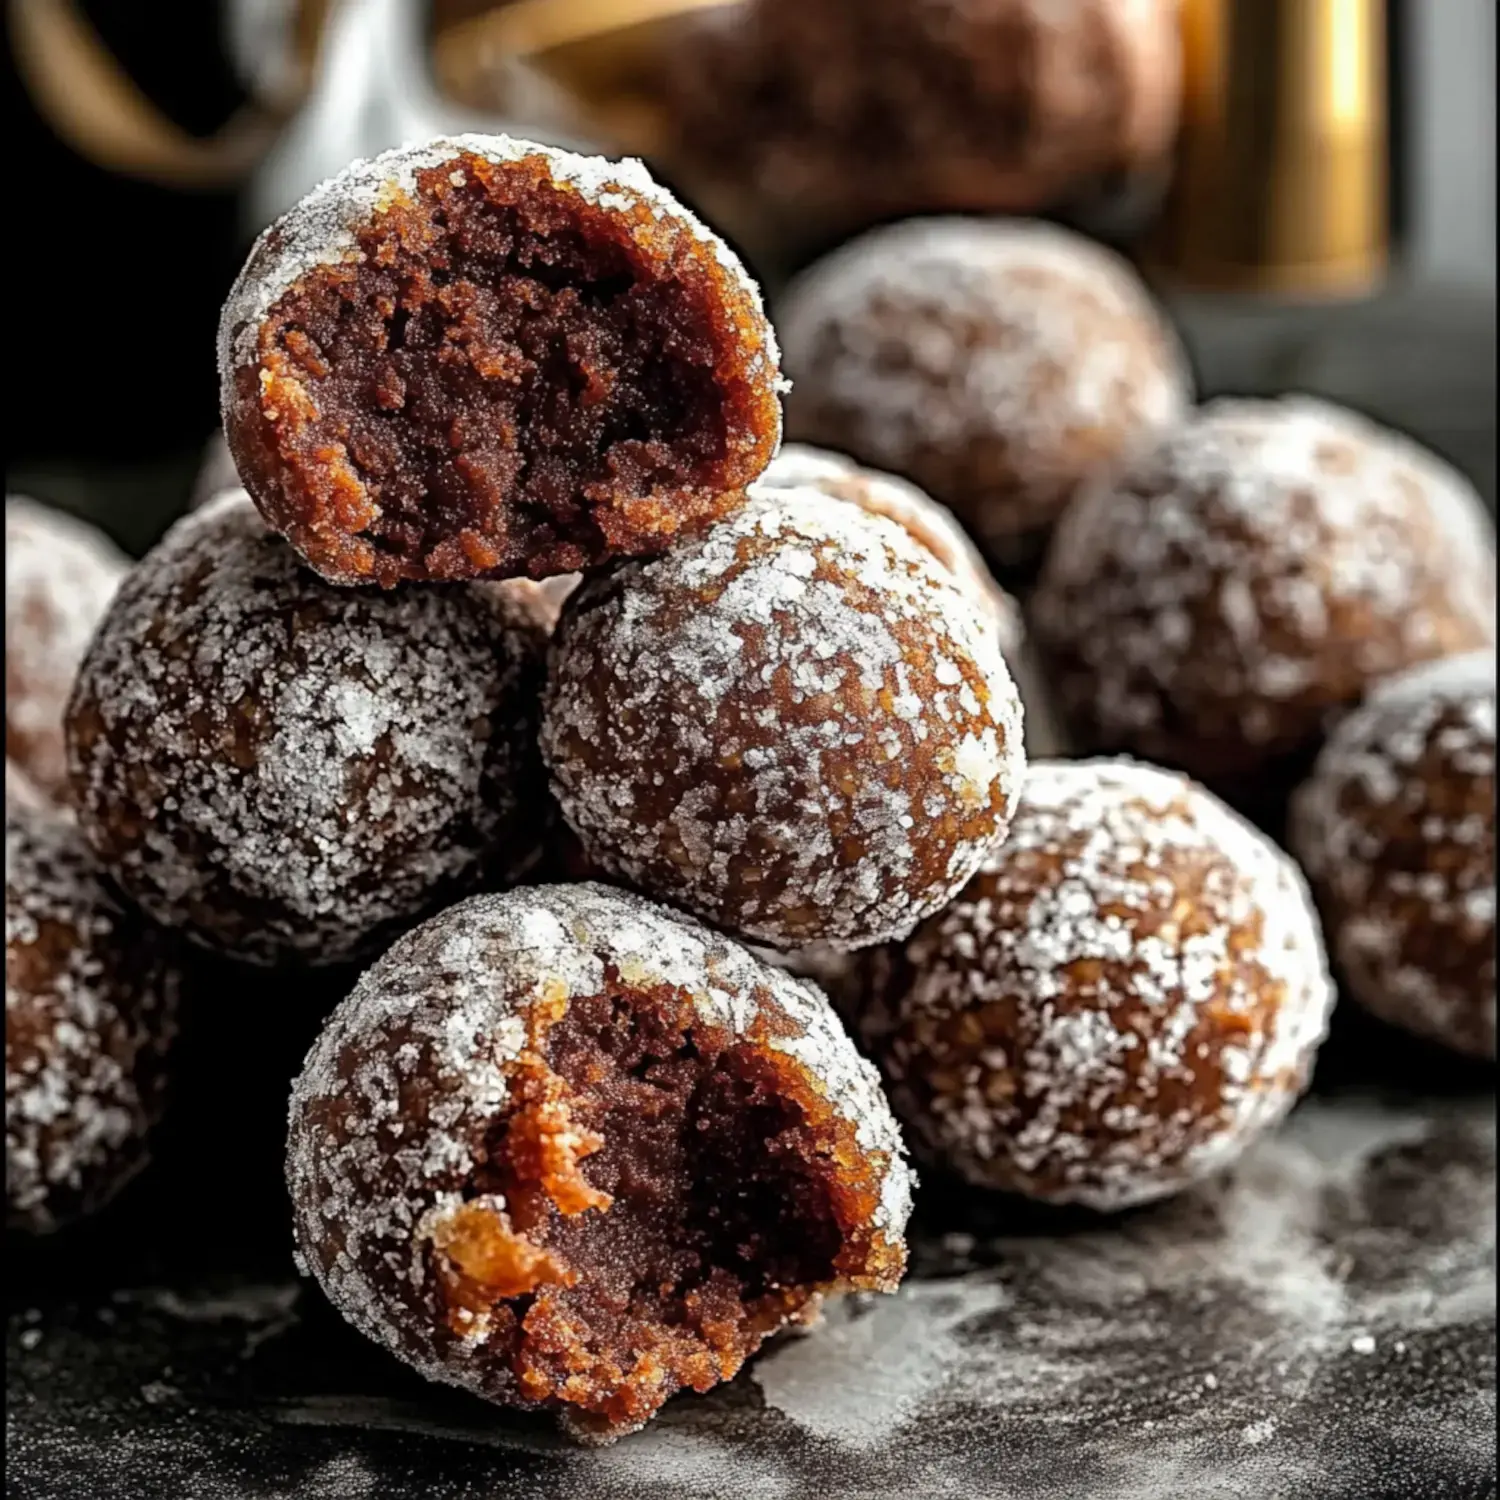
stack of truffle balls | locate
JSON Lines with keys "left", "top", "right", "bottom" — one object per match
{"left": 7, "top": 134, "right": 1496, "bottom": 1446}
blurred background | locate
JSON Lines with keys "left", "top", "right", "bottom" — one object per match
{"left": 5, "top": 0, "right": 1495, "bottom": 553}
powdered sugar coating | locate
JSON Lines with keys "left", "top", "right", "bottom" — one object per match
{"left": 286, "top": 881, "right": 913, "bottom": 1423}
{"left": 1032, "top": 397, "right": 1498, "bottom": 790}
{"left": 6, "top": 804, "right": 180, "bottom": 1233}
{"left": 754, "top": 443, "right": 1022, "bottom": 653}
{"left": 1290, "top": 650, "right": 1496, "bottom": 1059}
{"left": 861, "top": 758, "right": 1336, "bottom": 1211}
{"left": 541, "top": 486, "right": 1027, "bottom": 951}
{"left": 6, "top": 498, "right": 128, "bottom": 800}
{"left": 218, "top": 132, "right": 779, "bottom": 392}
{"left": 65, "top": 491, "right": 551, "bottom": 967}
{"left": 777, "top": 217, "right": 1190, "bottom": 564}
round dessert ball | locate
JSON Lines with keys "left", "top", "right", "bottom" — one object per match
{"left": 7, "top": 802, "right": 180, "bottom": 1233}
{"left": 777, "top": 217, "right": 1190, "bottom": 569}
{"left": 6, "top": 497, "right": 129, "bottom": 801}
{"left": 541, "top": 486, "right": 1027, "bottom": 951}
{"left": 656, "top": 0, "right": 1181, "bottom": 263}
{"left": 1031, "top": 398, "right": 1497, "bottom": 819}
{"left": 754, "top": 443, "right": 1021, "bottom": 650}
{"left": 66, "top": 492, "right": 552, "bottom": 968}
{"left": 1290, "top": 652, "right": 1496, "bottom": 1060}
{"left": 220, "top": 133, "right": 783, "bottom": 589}
{"left": 287, "top": 881, "right": 913, "bottom": 1443}
{"left": 858, "top": 759, "right": 1336, "bottom": 1211}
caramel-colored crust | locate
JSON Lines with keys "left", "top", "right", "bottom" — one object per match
{"left": 861, "top": 760, "right": 1335, "bottom": 1211}
{"left": 1291, "top": 653, "right": 1496, "bottom": 1060}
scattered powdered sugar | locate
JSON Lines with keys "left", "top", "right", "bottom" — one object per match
{"left": 541, "top": 485, "right": 1026, "bottom": 951}
{"left": 776, "top": 217, "right": 1189, "bottom": 552}
{"left": 66, "top": 491, "right": 549, "bottom": 967}
{"left": 865, "top": 758, "right": 1336, "bottom": 1211}
{"left": 752, "top": 443, "right": 1022, "bottom": 654}
{"left": 285, "top": 881, "right": 913, "bottom": 1416}
{"left": 5, "top": 496, "right": 128, "bottom": 799}
{"left": 217, "top": 131, "right": 784, "bottom": 412}
{"left": 1290, "top": 649, "right": 1495, "bottom": 1057}
{"left": 5, "top": 804, "right": 179, "bottom": 1233}
{"left": 1034, "top": 398, "right": 1498, "bottom": 752}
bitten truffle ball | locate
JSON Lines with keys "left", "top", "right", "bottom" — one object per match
{"left": 287, "top": 882, "right": 913, "bottom": 1443}
{"left": 220, "top": 133, "right": 783, "bottom": 588}
{"left": 656, "top": 0, "right": 1181, "bottom": 261}
{"left": 778, "top": 218, "right": 1190, "bottom": 569}
{"left": 1290, "top": 652, "right": 1496, "bottom": 1060}
{"left": 66, "top": 492, "right": 551, "bottom": 967}
{"left": 6, "top": 497, "right": 128, "bottom": 801}
{"left": 1032, "top": 399, "right": 1497, "bottom": 820}
{"left": 541, "top": 486, "right": 1027, "bottom": 950}
{"left": 7, "top": 803, "right": 180, "bottom": 1233}
{"left": 859, "top": 759, "right": 1336, "bottom": 1210}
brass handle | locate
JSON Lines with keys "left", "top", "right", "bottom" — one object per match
{"left": 7, "top": 0, "right": 306, "bottom": 189}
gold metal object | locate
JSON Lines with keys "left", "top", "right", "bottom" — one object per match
{"left": 7, "top": 0, "right": 328, "bottom": 189}
{"left": 1151, "top": 0, "right": 1388, "bottom": 297}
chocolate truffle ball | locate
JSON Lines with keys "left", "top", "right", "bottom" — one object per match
{"left": 6, "top": 497, "right": 128, "bottom": 801}
{"left": 66, "top": 492, "right": 551, "bottom": 967}
{"left": 6, "top": 802, "right": 180, "bottom": 1233}
{"left": 286, "top": 882, "right": 913, "bottom": 1443}
{"left": 1290, "top": 652, "right": 1496, "bottom": 1060}
{"left": 754, "top": 443, "right": 1021, "bottom": 649}
{"left": 219, "top": 133, "right": 784, "bottom": 588}
{"left": 859, "top": 759, "right": 1336, "bottom": 1211}
{"left": 1031, "top": 399, "right": 1497, "bottom": 821}
{"left": 656, "top": 0, "right": 1181, "bottom": 262}
{"left": 541, "top": 486, "right": 1027, "bottom": 950}
{"left": 778, "top": 217, "right": 1190, "bottom": 569}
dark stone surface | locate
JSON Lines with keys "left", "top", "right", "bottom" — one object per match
{"left": 6, "top": 996, "right": 1495, "bottom": 1500}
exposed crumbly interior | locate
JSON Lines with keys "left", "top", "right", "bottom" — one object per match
{"left": 6, "top": 806, "right": 179, "bottom": 1233}
{"left": 541, "top": 487, "right": 1025, "bottom": 951}
{"left": 5, "top": 498, "right": 127, "bottom": 800}
{"left": 428, "top": 983, "right": 894, "bottom": 1440}
{"left": 777, "top": 218, "right": 1188, "bottom": 563}
{"left": 1033, "top": 398, "right": 1498, "bottom": 796}
{"left": 863, "top": 759, "right": 1335, "bottom": 1211}
{"left": 224, "top": 139, "right": 782, "bottom": 586}
{"left": 287, "top": 883, "right": 913, "bottom": 1444}
{"left": 1290, "top": 651, "right": 1496, "bottom": 1059}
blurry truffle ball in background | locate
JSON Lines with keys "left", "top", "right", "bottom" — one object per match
{"left": 652, "top": 0, "right": 1181, "bottom": 267}
{"left": 857, "top": 759, "right": 1337, "bottom": 1211}
{"left": 1290, "top": 652, "right": 1496, "bottom": 1062}
{"left": 777, "top": 218, "right": 1191, "bottom": 577}
{"left": 1031, "top": 398, "right": 1497, "bottom": 828}
{"left": 6, "top": 499, "right": 129, "bottom": 804}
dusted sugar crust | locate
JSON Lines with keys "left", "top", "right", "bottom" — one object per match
{"left": 6, "top": 805, "right": 180, "bottom": 1233}
{"left": 1291, "top": 652, "right": 1497, "bottom": 1060}
{"left": 6, "top": 498, "right": 128, "bottom": 801}
{"left": 286, "top": 882, "right": 913, "bottom": 1442}
{"left": 1032, "top": 398, "right": 1498, "bottom": 801}
{"left": 861, "top": 759, "right": 1336, "bottom": 1211}
{"left": 220, "top": 134, "right": 784, "bottom": 587}
{"left": 754, "top": 444, "right": 1022, "bottom": 652}
{"left": 540, "top": 487, "right": 1027, "bottom": 951}
{"left": 66, "top": 493, "right": 552, "bottom": 968}
{"left": 778, "top": 217, "right": 1190, "bottom": 567}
